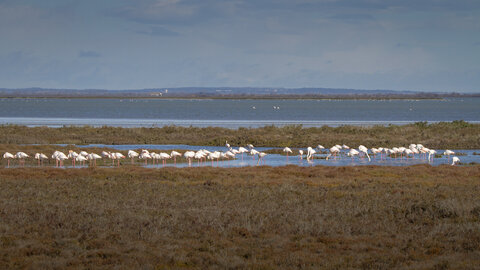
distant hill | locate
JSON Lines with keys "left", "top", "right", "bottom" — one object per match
{"left": 0, "top": 87, "right": 477, "bottom": 98}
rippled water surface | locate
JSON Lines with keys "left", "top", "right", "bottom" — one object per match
{"left": 1, "top": 98, "right": 479, "bottom": 127}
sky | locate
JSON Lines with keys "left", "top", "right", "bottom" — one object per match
{"left": 0, "top": 0, "right": 479, "bottom": 92}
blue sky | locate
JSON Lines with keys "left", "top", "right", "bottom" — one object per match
{"left": 0, "top": 0, "right": 479, "bottom": 92}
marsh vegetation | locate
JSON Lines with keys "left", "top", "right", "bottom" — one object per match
{"left": 1, "top": 121, "right": 479, "bottom": 149}
{"left": 0, "top": 165, "right": 479, "bottom": 268}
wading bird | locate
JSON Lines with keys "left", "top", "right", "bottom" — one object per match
{"left": 238, "top": 147, "right": 248, "bottom": 161}
{"left": 15, "top": 152, "right": 29, "bottom": 167}
{"left": 68, "top": 151, "right": 79, "bottom": 167}
{"left": 257, "top": 152, "right": 267, "bottom": 165}
{"left": 451, "top": 156, "right": 460, "bottom": 166}
{"left": 128, "top": 150, "right": 139, "bottom": 164}
{"left": 52, "top": 151, "right": 68, "bottom": 167}
{"left": 112, "top": 152, "right": 125, "bottom": 166}
{"left": 347, "top": 149, "right": 359, "bottom": 160}
{"left": 88, "top": 153, "right": 102, "bottom": 166}
{"left": 170, "top": 151, "right": 182, "bottom": 166}
{"left": 184, "top": 151, "right": 195, "bottom": 167}
{"left": 76, "top": 155, "right": 88, "bottom": 166}
{"left": 159, "top": 152, "right": 171, "bottom": 166}
{"left": 306, "top": 147, "right": 316, "bottom": 162}
{"left": 358, "top": 145, "right": 371, "bottom": 161}
{"left": 283, "top": 147, "right": 293, "bottom": 161}
{"left": 139, "top": 151, "right": 152, "bottom": 165}
{"left": 34, "top": 153, "right": 48, "bottom": 166}
{"left": 3, "top": 152, "right": 14, "bottom": 167}
{"left": 444, "top": 150, "right": 455, "bottom": 162}
{"left": 249, "top": 149, "right": 259, "bottom": 160}
{"left": 326, "top": 146, "right": 340, "bottom": 160}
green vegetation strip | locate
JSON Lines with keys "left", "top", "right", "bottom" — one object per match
{"left": 1, "top": 121, "right": 480, "bottom": 148}
{"left": 0, "top": 165, "right": 479, "bottom": 268}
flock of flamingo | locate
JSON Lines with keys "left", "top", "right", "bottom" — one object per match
{"left": 284, "top": 144, "right": 460, "bottom": 165}
{"left": 2, "top": 141, "right": 461, "bottom": 168}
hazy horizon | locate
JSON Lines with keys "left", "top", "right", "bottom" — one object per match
{"left": 1, "top": 0, "right": 479, "bottom": 92}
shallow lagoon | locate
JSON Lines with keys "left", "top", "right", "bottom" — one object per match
{"left": 55, "top": 144, "right": 480, "bottom": 168}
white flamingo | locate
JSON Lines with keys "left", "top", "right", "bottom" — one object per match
{"left": 170, "top": 151, "right": 182, "bottom": 166}
{"left": 238, "top": 147, "right": 248, "bottom": 161}
{"left": 257, "top": 152, "right": 267, "bottom": 165}
{"left": 15, "top": 152, "right": 29, "bottom": 167}
{"left": 317, "top": 145, "right": 325, "bottom": 152}
{"left": 88, "top": 153, "right": 102, "bottom": 166}
{"left": 52, "top": 151, "right": 68, "bottom": 167}
{"left": 224, "top": 151, "right": 236, "bottom": 160}
{"left": 208, "top": 151, "right": 221, "bottom": 166}
{"left": 404, "top": 149, "right": 414, "bottom": 159}
{"left": 249, "top": 149, "right": 259, "bottom": 160}
{"left": 194, "top": 151, "right": 205, "bottom": 166}
{"left": 428, "top": 149, "right": 436, "bottom": 162}
{"left": 76, "top": 155, "right": 88, "bottom": 166}
{"left": 444, "top": 150, "right": 455, "bottom": 162}
{"left": 113, "top": 152, "right": 125, "bottom": 166}
{"left": 128, "top": 150, "right": 139, "bottom": 164}
{"left": 306, "top": 147, "right": 316, "bottom": 161}
{"left": 347, "top": 149, "right": 359, "bottom": 160}
{"left": 101, "top": 151, "right": 112, "bottom": 164}
{"left": 68, "top": 150, "right": 79, "bottom": 167}
{"left": 326, "top": 146, "right": 340, "bottom": 160}
{"left": 298, "top": 150, "right": 304, "bottom": 160}
{"left": 184, "top": 151, "right": 195, "bottom": 167}
{"left": 139, "top": 151, "right": 152, "bottom": 165}
{"left": 159, "top": 152, "right": 171, "bottom": 166}
{"left": 3, "top": 152, "right": 15, "bottom": 167}
{"left": 283, "top": 147, "right": 293, "bottom": 161}
{"left": 358, "top": 145, "right": 371, "bottom": 161}
{"left": 451, "top": 156, "right": 460, "bottom": 166}
{"left": 34, "top": 153, "right": 48, "bottom": 166}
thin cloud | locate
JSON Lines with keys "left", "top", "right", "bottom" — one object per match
{"left": 135, "top": 26, "right": 179, "bottom": 37}
{"left": 78, "top": 50, "right": 101, "bottom": 58}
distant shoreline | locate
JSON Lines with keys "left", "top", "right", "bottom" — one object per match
{"left": 0, "top": 94, "right": 470, "bottom": 100}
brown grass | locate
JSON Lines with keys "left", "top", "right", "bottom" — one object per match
{"left": 0, "top": 165, "right": 479, "bottom": 269}
{"left": 1, "top": 120, "right": 480, "bottom": 148}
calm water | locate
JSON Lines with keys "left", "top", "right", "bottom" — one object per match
{"left": 0, "top": 98, "right": 479, "bottom": 127}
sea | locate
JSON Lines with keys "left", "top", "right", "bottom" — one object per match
{"left": 0, "top": 97, "right": 479, "bottom": 128}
